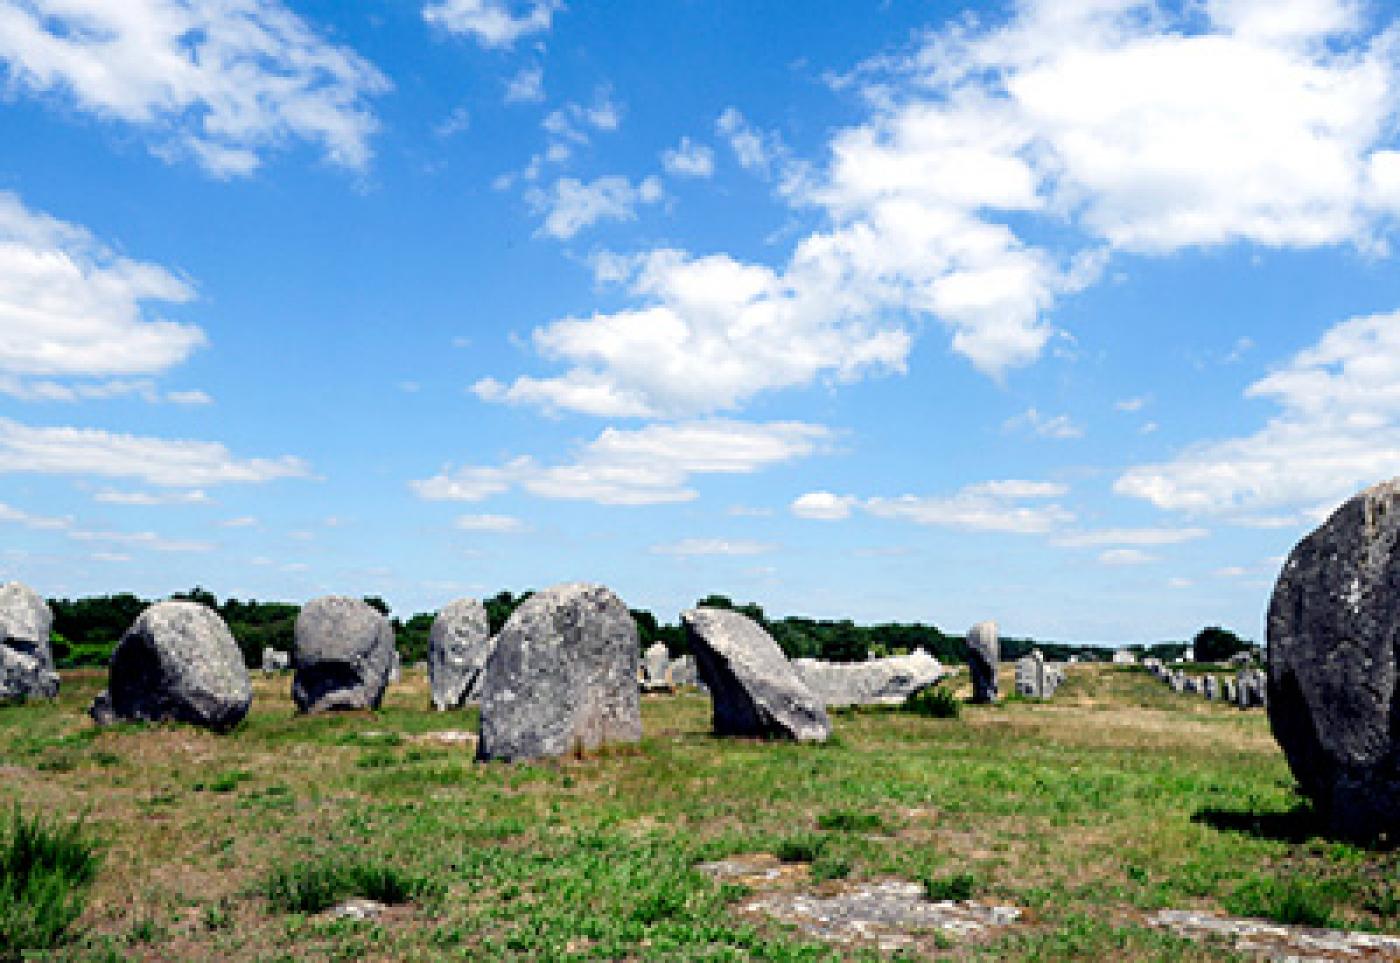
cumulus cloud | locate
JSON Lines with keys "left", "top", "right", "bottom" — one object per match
{"left": 650, "top": 538, "right": 774, "bottom": 557}
{"left": 661, "top": 137, "right": 716, "bottom": 178}
{"left": 1003, "top": 407, "right": 1084, "bottom": 439}
{"left": 0, "top": 500, "right": 211, "bottom": 552}
{"left": 0, "top": 418, "right": 311, "bottom": 487}
{"left": 790, "top": 491, "right": 856, "bottom": 520}
{"left": 1116, "top": 309, "right": 1400, "bottom": 517}
{"left": 792, "top": 480, "right": 1072, "bottom": 534}
{"left": 526, "top": 175, "right": 664, "bottom": 240}
{"left": 94, "top": 489, "right": 212, "bottom": 506}
{"left": 424, "top": 0, "right": 559, "bottom": 48}
{"left": 0, "top": 0, "right": 389, "bottom": 176}
{"left": 478, "top": 0, "right": 1400, "bottom": 416}
{"left": 412, "top": 419, "right": 831, "bottom": 506}
{"left": 1052, "top": 527, "right": 1209, "bottom": 548}
{"left": 504, "top": 64, "right": 545, "bottom": 104}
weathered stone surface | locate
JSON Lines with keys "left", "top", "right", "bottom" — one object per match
{"left": 669, "top": 654, "right": 699, "bottom": 687}
{"left": 795, "top": 650, "right": 947, "bottom": 707}
{"left": 682, "top": 607, "right": 830, "bottom": 741}
{"left": 1203, "top": 676, "right": 1220, "bottom": 701}
{"left": 1149, "top": 908, "right": 1400, "bottom": 960}
{"left": 428, "top": 598, "right": 491, "bottom": 711}
{"left": 0, "top": 645, "right": 58, "bottom": 702}
{"left": 0, "top": 581, "right": 55, "bottom": 673}
{"left": 477, "top": 583, "right": 642, "bottom": 761}
{"left": 261, "top": 647, "right": 290, "bottom": 673}
{"left": 1223, "top": 678, "right": 1237, "bottom": 704}
{"left": 1267, "top": 477, "right": 1400, "bottom": 837}
{"left": 292, "top": 596, "right": 395, "bottom": 714}
{"left": 1014, "top": 649, "right": 1065, "bottom": 699}
{"left": 965, "top": 621, "right": 999, "bottom": 704}
{"left": 96, "top": 601, "right": 251, "bottom": 731}
{"left": 641, "top": 642, "right": 673, "bottom": 692}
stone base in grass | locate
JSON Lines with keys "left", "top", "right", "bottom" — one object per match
{"left": 1148, "top": 909, "right": 1400, "bottom": 960}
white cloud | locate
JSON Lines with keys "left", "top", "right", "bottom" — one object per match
{"left": 166, "top": 389, "right": 212, "bottom": 405}
{"left": 650, "top": 538, "right": 774, "bottom": 557}
{"left": 1168, "top": 576, "right": 1194, "bottom": 589}
{"left": 662, "top": 137, "right": 715, "bottom": 178}
{"left": 455, "top": 513, "right": 528, "bottom": 533}
{"left": 1004, "top": 407, "right": 1084, "bottom": 439}
{"left": 95, "top": 489, "right": 212, "bottom": 506}
{"left": 790, "top": 491, "right": 856, "bottom": 521}
{"left": 1052, "top": 527, "right": 1209, "bottom": 548}
{"left": 412, "top": 419, "right": 831, "bottom": 506}
{"left": 424, "top": 0, "right": 559, "bottom": 48}
{"left": 504, "top": 65, "right": 545, "bottom": 105}
{"left": 526, "top": 175, "right": 664, "bottom": 241}
{"left": 0, "top": 499, "right": 210, "bottom": 552}
{"left": 0, "top": 0, "right": 389, "bottom": 176}
{"left": 1117, "top": 309, "right": 1400, "bottom": 516}
{"left": 1215, "top": 565, "right": 1249, "bottom": 578}
{"left": 218, "top": 516, "right": 258, "bottom": 528}
{"left": 716, "top": 108, "right": 785, "bottom": 176}
{"left": 1099, "top": 548, "right": 1155, "bottom": 566}
{"left": 0, "top": 417, "right": 310, "bottom": 487}
{"left": 859, "top": 480, "right": 1072, "bottom": 534}
{"left": 435, "top": 107, "right": 471, "bottom": 138}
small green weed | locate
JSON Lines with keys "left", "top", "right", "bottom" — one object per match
{"left": 924, "top": 871, "right": 976, "bottom": 902}
{"left": 810, "top": 853, "right": 852, "bottom": 882}
{"left": 817, "top": 807, "right": 884, "bottom": 833}
{"left": 1226, "top": 875, "right": 1339, "bottom": 928}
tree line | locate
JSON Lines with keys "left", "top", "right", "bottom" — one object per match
{"left": 45, "top": 588, "right": 1250, "bottom": 669}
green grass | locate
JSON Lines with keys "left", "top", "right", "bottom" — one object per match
{"left": 0, "top": 664, "right": 1395, "bottom": 960}
{"left": 0, "top": 805, "right": 101, "bottom": 958}
{"left": 923, "top": 870, "right": 976, "bottom": 902}
{"left": 902, "top": 685, "right": 961, "bottom": 718}
{"left": 1225, "top": 874, "right": 1343, "bottom": 928}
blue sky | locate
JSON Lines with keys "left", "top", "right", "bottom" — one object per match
{"left": 3, "top": 0, "right": 1400, "bottom": 643}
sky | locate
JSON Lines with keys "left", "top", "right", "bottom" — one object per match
{"left": 3, "top": 0, "right": 1400, "bottom": 643}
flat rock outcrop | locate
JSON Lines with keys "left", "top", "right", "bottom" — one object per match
{"left": 793, "top": 650, "right": 946, "bottom": 707}
{"left": 965, "top": 621, "right": 999, "bottom": 703}
{"left": 292, "top": 596, "right": 396, "bottom": 714}
{"left": 93, "top": 601, "right": 251, "bottom": 731}
{"left": 1266, "top": 477, "right": 1400, "bottom": 836}
{"left": 0, "top": 581, "right": 58, "bottom": 701}
{"left": 681, "top": 607, "right": 830, "bottom": 741}
{"left": 428, "top": 598, "right": 491, "bottom": 711}
{"left": 477, "top": 583, "right": 642, "bottom": 761}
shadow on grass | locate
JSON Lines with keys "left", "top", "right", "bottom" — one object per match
{"left": 1194, "top": 803, "right": 1396, "bottom": 851}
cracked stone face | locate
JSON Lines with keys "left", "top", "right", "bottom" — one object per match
{"left": 292, "top": 596, "right": 396, "bottom": 714}
{"left": 0, "top": 581, "right": 57, "bottom": 696}
{"left": 429, "top": 598, "right": 491, "bottom": 711}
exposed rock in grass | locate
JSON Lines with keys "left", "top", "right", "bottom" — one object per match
{"left": 292, "top": 596, "right": 396, "bottom": 714}
{"left": 1267, "top": 477, "right": 1400, "bottom": 837}
{"left": 966, "top": 621, "right": 999, "bottom": 703}
{"left": 0, "top": 581, "right": 58, "bottom": 701}
{"left": 477, "top": 583, "right": 642, "bottom": 761}
{"left": 1149, "top": 908, "right": 1400, "bottom": 960}
{"left": 429, "top": 597, "right": 491, "bottom": 711}
{"left": 681, "top": 607, "right": 829, "bottom": 741}
{"left": 793, "top": 650, "right": 947, "bottom": 707}
{"left": 96, "top": 601, "right": 251, "bottom": 731}
{"left": 329, "top": 898, "right": 384, "bottom": 920}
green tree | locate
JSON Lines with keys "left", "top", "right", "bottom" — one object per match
{"left": 1192, "top": 626, "right": 1251, "bottom": 663}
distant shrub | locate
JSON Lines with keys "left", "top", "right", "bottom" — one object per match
{"left": 775, "top": 835, "right": 825, "bottom": 863}
{"left": 923, "top": 871, "right": 976, "bottom": 902}
{"left": 817, "top": 808, "right": 884, "bottom": 833}
{"left": 1226, "top": 876, "right": 1338, "bottom": 928}
{"left": 263, "top": 857, "right": 442, "bottom": 914}
{"left": 904, "top": 686, "right": 960, "bottom": 719}
{"left": 0, "top": 806, "right": 101, "bottom": 957}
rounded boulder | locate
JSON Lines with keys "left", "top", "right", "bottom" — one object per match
{"left": 292, "top": 596, "right": 396, "bottom": 713}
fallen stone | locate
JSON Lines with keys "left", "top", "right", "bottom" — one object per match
{"left": 681, "top": 607, "right": 830, "bottom": 741}
{"left": 1267, "top": 476, "right": 1400, "bottom": 837}
{"left": 477, "top": 583, "right": 642, "bottom": 762}
{"left": 793, "top": 650, "right": 947, "bottom": 707}
{"left": 1149, "top": 908, "right": 1400, "bottom": 961}
{"left": 292, "top": 596, "right": 396, "bottom": 714}
{"left": 428, "top": 597, "right": 492, "bottom": 711}
{"left": 329, "top": 898, "right": 384, "bottom": 921}
{"left": 96, "top": 601, "right": 251, "bottom": 731}
{"left": 966, "top": 621, "right": 999, "bottom": 704}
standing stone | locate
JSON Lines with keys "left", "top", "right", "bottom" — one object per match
{"left": 1014, "top": 649, "right": 1065, "bottom": 699}
{"left": 261, "top": 647, "right": 290, "bottom": 673}
{"left": 965, "top": 621, "right": 999, "bottom": 704}
{"left": 682, "top": 607, "right": 830, "bottom": 741}
{"left": 1267, "top": 477, "right": 1400, "bottom": 836}
{"left": 1203, "top": 676, "right": 1220, "bottom": 701}
{"left": 0, "top": 581, "right": 58, "bottom": 701}
{"left": 794, "top": 650, "right": 947, "bottom": 707}
{"left": 292, "top": 596, "right": 395, "bottom": 714}
{"left": 641, "top": 642, "right": 673, "bottom": 692}
{"left": 388, "top": 648, "right": 402, "bottom": 684}
{"left": 477, "top": 583, "right": 642, "bottom": 761}
{"left": 1223, "top": 678, "right": 1237, "bottom": 704}
{"left": 669, "top": 654, "right": 699, "bottom": 687}
{"left": 91, "top": 601, "right": 251, "bottom": 731}
{"left": 428, "top": 598, "right": 491, "bottom": 711}
{"left": 1170, "top": 670, "right": 1186, "bottom": 693}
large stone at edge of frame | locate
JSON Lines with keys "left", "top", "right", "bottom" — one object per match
{"left": 966, "top": 621, "right": 999, "bottom": 704}
{"left": 292, "top": 596, "right": 396, "bottom": 714}
{"left": 793, "top": 650, "right": 947, "bottom": 707}
{"left": 1267, "top": 476, "right": 1400, "bottom": 838}
{"left": 428, "top": 597, "right": 492, "bottom": 711}
{"left": 681, "top": 607, "right": 830, "bottom": 742}
{"left": 0, "top": 581, "right": 59, "bottom": 701}
{"left": 95, "top": 601, "right": 251, "bottom": 731}
{"left": 477, "top": 583, "right": 642, "bottom": 761}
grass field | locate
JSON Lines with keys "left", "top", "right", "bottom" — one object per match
{"left": 0, "top": 664, "right": 1395, "bottom": 960}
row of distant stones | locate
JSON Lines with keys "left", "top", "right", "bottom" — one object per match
{"left": 4, "top": 475, "right": 1400, "bottom": 833}
{"left": 1143, "top": 657, "right": 1268, "bottom": 709}
{"left": 0, "top": 581, "right": 948, "bottom": 760}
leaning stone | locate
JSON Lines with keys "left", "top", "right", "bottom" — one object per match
{"left": 794, "top": 650, "right": 947, "bottom": 707}
{"left": 1267, "top": 477, "right": 1400, "bottom": 837}
{"left": 96, "top": 601, "right": 251, "bottom": 731}
{"left": 428, "top": 598, "right": 491, "bottom": 711}
{"left": 965, "top": 621, "right": 999, "bottom": 704}
{"left": 0, "top": 581, "right": 55, "bottom": 673}
{"left": 681, "top": 607, "right": 830, "bottom": 741}
{"left": 477, "top": 583, "right": 642, "bottom": 761}
{"left": 292, "top": 596, "right": 396, "bottom": 714}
